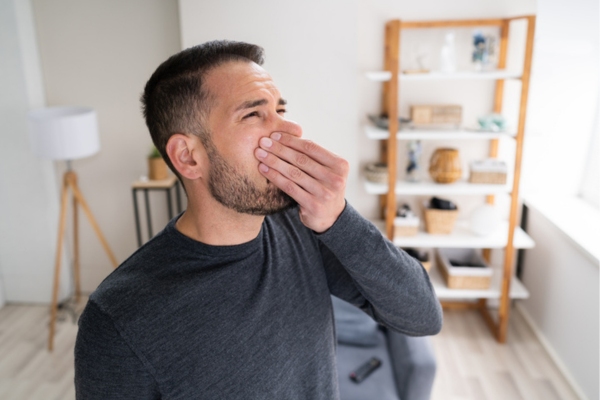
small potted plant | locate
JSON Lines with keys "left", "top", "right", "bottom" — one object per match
{"left": 148, "top": 145, "right": 168, "bottom": 180}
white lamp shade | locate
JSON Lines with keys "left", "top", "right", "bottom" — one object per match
{"left": 28, "top": 106, "right": 100, "bottom": 160}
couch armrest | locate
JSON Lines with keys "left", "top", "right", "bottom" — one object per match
{"left": 386, "top": 330, "right": 437, "bottom": 400}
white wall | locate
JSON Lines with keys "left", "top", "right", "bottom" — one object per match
{"left": 520, "top": 205, "right": 598, "bottom": 400}
{"left": 518, "top": 0, "right": 599, "bottom": 398}
{"left": 0, "top": 0, "right": 71, "bottom": 305}
{"left": 31, "top": 0, "right": 182, "bottom": 293}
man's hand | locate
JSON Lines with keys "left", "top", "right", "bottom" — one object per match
{"left": 254, "top": 132, "right": 349, "bottom": 233}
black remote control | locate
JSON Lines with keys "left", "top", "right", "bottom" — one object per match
{"left": 349, "top": 357, "right": 382, "bottom": 383}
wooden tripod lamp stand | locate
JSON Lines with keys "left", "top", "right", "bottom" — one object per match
{"left": 28, "top": 107, "right": 118, "bottom": 351}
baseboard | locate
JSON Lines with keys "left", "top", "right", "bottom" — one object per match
{"left": 0, "top": 285, "right": 5, "bottom": 309}
{"left": 515, "top": 303, "right": 588, "bottom": 400}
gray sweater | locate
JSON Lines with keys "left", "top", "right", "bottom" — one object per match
{"left": 74, "top": 202, "right": 442, "bottom": 399}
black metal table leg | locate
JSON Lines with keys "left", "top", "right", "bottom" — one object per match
{"left": 144, "top": 188, "right": 153, "bottom": 239}
{"left": 132, "top": 189, "right": 142, "bottom": 247}
{"left": 167, "top": 188, "right": 173, "bottom": 220}
{"left": 175, "top": 180, "right": 182, "bottom": 213}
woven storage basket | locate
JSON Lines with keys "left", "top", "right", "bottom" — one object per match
{"left": 421, "top": 260, "right": 432, "bottom": 273}
{"left": 469, "top": 159, "right": 507, "bottom": 184}
{"left": 394, "top": 216, "right": 419, "bottom": 237}
{"left": 435, "top": 248, "right": 492, "bottom": 289}
{"left": 423, "top": 206, "right": 458, "bottom": 234}
{"left": 469, "top": 171, "right": 507, "bottom": 184}
{"left": 364, "top": 163, "right": 388, "bottom": 184}
{"left": 394, "top": 225, "right": 419, "bottom": 237}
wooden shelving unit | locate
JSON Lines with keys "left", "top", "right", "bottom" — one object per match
{"left": 365, "top": 124, "right": 517, "bottom": 140}
{"left": 368, "top": 16, "right": 536, "bottom": 343}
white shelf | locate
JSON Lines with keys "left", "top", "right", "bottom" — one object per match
{"left": 365, "top": 71, "right": 395, "bottom": 81}
{"left": 365, "top": 70, "right": 522, "bottom": 82}
{"left": 364, "top": 124, "right": 516, "bottom": 140}
{"left": 428, "top": 263, "right": 529, "bottom": 300}
{"left": 364, "top": 179, "right": 512, "bottom": 195}
{"left": 371, "top": 220, "right": 535, "bottom": 249}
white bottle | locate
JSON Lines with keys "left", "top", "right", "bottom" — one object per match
{"left": 440, "top": 31, "right": 456, "bottom": 73}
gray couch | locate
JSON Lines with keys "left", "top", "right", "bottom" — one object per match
{"left": 332, "top": 296, "right": 437, "bottom": 400}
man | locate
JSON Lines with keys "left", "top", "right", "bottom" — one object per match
{"left": 74, "top": 40, "right": 442, "bottom": 399}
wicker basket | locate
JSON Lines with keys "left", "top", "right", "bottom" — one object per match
{"left": 394, "top": 225, "right": 419, "bottom": 237}
{"left": 394, "top": 216, "right": 419, "bottom": 237}
{"left": 421, "top": 260, "right": 432, "bottom": 273}
{"left": 365, "top": 162, "right": 388, "bottom": 184}
{"left": 435, "top": 248, "right": 492, "bottom": 289}
{"left": 423, "top": 206, "right": 458, "bottom": 234}
{"left": 469, "top": 171, "right": 507, "bottom": 184}
{"left": 469, "top": 159, "right": 507, "bottom": 184}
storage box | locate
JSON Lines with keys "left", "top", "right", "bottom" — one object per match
{"left": 435, "top": 248, "right": 492, "bottom": 289}
{"left": 469, "top": 159, "right": 507, "bottom": 184}
{"left": 423, "top": 204, "right": 459, "bottom": 234}
{"left": 394, "top": 215, "right": 419, "bottom": 237}
{"left": 410, "top": 105, "right": 462, "bottom": 125}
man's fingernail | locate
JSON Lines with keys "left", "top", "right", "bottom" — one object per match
{"left": 259, "top": 163, "right": 269, "bottom": 173}
{"left": 256, "top": 148, "right": 268, "bottom": 158}
{"left": 271, "top": 132, "right": 282, "bottom": 141}
{"left": 260, "top": 137, "right": 273, "bottom": 148}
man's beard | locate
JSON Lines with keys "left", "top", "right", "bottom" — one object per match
{"left": 205, "top": 140, "right": 297, "bottom": 215}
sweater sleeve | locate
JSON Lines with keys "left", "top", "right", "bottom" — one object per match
{"left": 316, "top": 201, "right": 443, "bottom": 336}
{"left": 74, "top": 301, "right": 161, "bottom": 399}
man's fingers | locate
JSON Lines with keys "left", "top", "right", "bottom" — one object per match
{"left": 257, "top": 162, "right": 313, "bottom": 206}
{"left": 255, "top": 147, "right": 324, "bottom": 197}
{"left": 271, "top": 132, "right": 349, "bottom": 176}
{"left": 257, "top": 137, "right": 324, "bottom": 179}
{"left": 256, "top": 133, "right": 349, "bottom": 233}
{"left": 258, "top": 137, "right": 334, "bottom": 184}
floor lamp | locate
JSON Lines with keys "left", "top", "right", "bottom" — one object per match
{"left": 28, "top": 107, "right": 118, "bottom": 351}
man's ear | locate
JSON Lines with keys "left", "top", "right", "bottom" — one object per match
{"left": 166, "top": 133, "right": 204, "bottom": 180}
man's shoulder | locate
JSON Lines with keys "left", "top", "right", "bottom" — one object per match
{"left": 89, "top": 226, "right": 176, "bottom": 317}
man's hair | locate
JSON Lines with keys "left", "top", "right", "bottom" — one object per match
{"left": 141, "top": 40, "right": 265, "bottom": 188}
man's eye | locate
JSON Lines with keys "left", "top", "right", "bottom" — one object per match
{"left": 277, "top": 109, "right": 287, "bottom": 114}
{"left": 243, "top": 111, "right": 259, "bottom": 119}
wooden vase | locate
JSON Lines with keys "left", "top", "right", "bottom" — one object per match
{"left": 429, "top": 148, "right": 462, "bottom": 183}
{"left": 148, "top": 157, "right": 168, "bottom": 180}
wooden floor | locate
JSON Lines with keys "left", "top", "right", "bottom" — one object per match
{"left": 0, "top": 298, "right": 580, "bottom": 400}
{"left": 430, "top": 308, "right": 580, "bottom": 400}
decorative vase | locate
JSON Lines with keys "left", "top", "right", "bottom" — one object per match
{"left": 440, "top": 31, "right": 457, "bottom": 73}
{"left": 148, "top": 157, "right": 168, "bottom": 180}
{"left": 428, "top": 148, "right": 462, "bottom": 183}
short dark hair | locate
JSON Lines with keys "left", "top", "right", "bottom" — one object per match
{"left": 141, "top": 40, "right": 265, "bottom": 189}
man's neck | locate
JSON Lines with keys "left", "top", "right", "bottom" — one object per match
{"left": 175, "top": 190, "right": 265, "bottom": 246}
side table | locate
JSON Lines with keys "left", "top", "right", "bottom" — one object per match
{"left": 132, "top": 176, "right": 182, "bottom": 247}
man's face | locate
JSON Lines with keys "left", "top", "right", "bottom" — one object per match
{"left": 201, "top": 61, "right": 302, "bottom": 215}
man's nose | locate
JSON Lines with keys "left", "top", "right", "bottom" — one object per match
{"left": 277, "top": 118, "right": 303, "bottom": 138}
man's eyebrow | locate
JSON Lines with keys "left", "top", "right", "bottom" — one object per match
{"left": 234, "top": 98, "right": 287, "bottom": 112}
